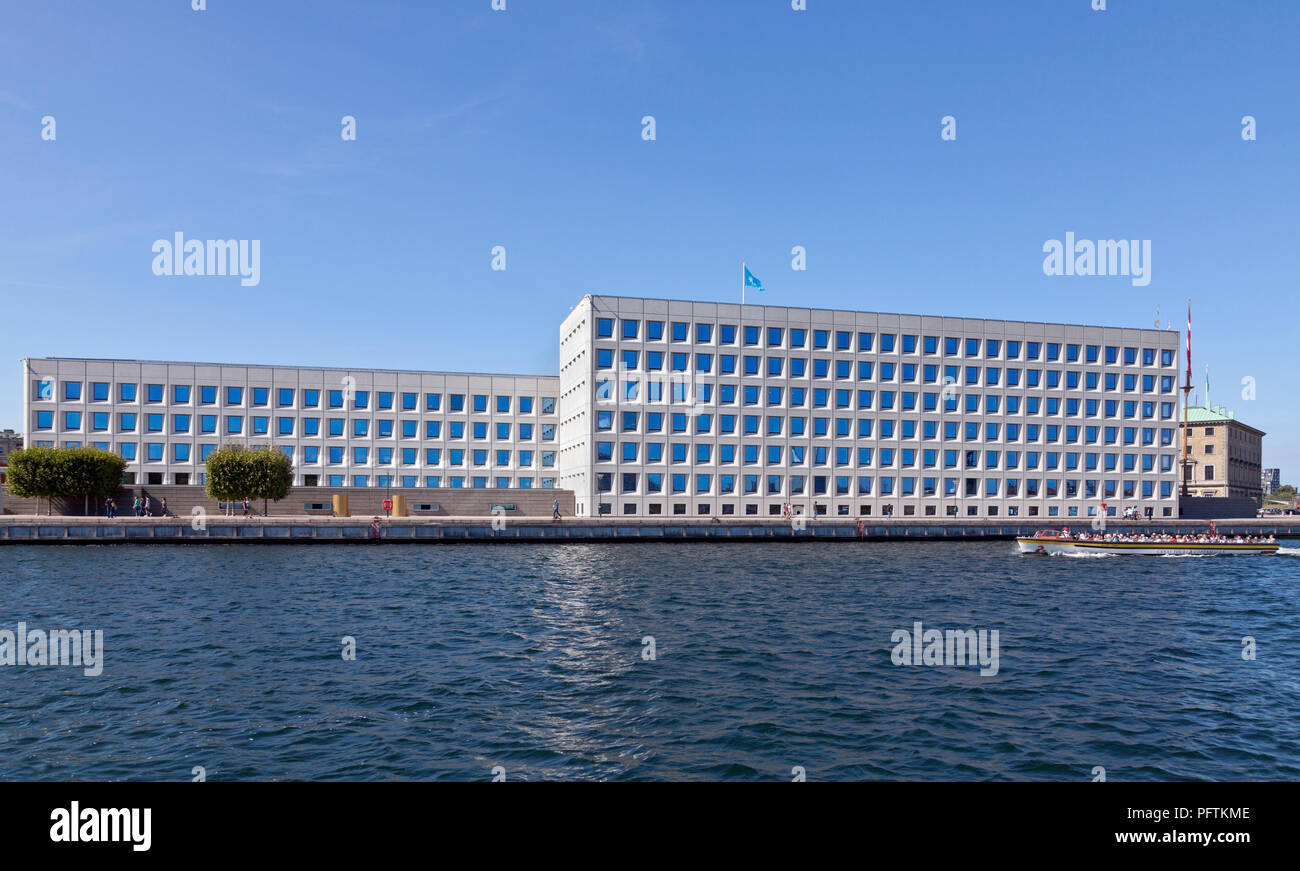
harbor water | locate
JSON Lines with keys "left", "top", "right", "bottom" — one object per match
{"left": 1, "top": 541, "right": 1297, "bottom": 780}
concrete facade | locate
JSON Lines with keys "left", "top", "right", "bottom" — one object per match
{"left": 18, "top": 294, "right": 1187, "bottom": 519}
{"left": 20, "top": 359, "right": 561, "bottom": 494}
{"left": 564, "top": 295, "right": 1184, "bottom": 519}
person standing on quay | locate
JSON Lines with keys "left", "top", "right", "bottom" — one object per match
{"left": 132, "top": 495, "right": 141, "bottom": 517}
{"left": 143, "top": 496, "right": 152, "bottom": 517}
{"left": 243, "top": 496, "right": 252, "bottom": 517}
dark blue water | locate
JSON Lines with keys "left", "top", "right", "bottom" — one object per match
{"left": 1, "top": 542, "right": 1298, "bottom": 781}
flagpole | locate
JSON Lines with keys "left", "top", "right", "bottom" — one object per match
{"left": 1180, "top": 299, "right": 1192, "bottom": 500}
{"left": 741, "top": 261, "right": 745, "bottom": 306}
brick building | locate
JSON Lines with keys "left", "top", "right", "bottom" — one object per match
{"left": 1179, "top": 405, "right": 1265, "bottom": 505}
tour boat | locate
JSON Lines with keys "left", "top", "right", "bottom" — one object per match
{"left": 1015, "top": 529, "right": 1278, "bottom": 556}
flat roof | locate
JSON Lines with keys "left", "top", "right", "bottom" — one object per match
{"left": 20, "top": 357, "right": 557, "bottom": 381}
{"left": 582, "top": 293, "right": 1181, "bottom": 338}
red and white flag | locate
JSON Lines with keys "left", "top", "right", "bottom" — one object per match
{"left": 1186, "top": 300, "right": 1192, "bottom": 374}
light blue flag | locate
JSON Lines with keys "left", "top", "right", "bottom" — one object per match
{"left": 743, "top": 264, "right": 764, "bottom": 291}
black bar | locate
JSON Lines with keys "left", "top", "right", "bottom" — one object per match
{"left": 0, "top": 783, "right": 1287, "bottom": 858}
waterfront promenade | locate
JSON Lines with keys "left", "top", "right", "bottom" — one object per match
{"left": 1, "top": 515, "right": 1297, "bottom": 544}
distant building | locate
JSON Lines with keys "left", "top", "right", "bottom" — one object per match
{"left": 0, "top": 429, "right": 20, "bottom": 460}
{"left": 1261, "top": 467, "right": 1281, "bottom": 495}
{"left": 0, "top": 429, "right": 21, "bottom": 486}
{"left": 1179, "top": 405, "right": 1265, "bottom": 504}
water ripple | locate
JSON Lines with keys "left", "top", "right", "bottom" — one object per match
{"left": 0, "top": 541, "right": 1297, "bottom": 781}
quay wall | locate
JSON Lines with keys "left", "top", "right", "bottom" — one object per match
{"left": 1, "top": 517, "right": 1297, "bottom": 545}
{"left": 0, "top": 485, "right": 573, "bottom": 519}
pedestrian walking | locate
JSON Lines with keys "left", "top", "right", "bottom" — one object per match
{"left": 132, "top": 495, "right": 141, "bottom": 517}
{"left": 552, "top": 499, "right": 561, "bottom": 522}
{"left": 143, "top": 496, "right": 152, "bottom": 517}
{"left": 243, "top": 497, "right": 251, "bottom": 517}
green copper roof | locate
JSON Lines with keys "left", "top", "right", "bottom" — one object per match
{"left": 1185, "top": 404, "right": 1236, "bottom": 423}
{"left": 1182, "top": 403, "right": 1266, "bottom": 436}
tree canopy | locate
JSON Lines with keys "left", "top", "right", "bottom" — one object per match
{"left": 5, "top": 446, "right": 126, "bottom": 513}
{"left": 204, "top": 446, "right": 293, "bottom": 505}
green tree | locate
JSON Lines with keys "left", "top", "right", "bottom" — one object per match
{"left": 204, "top": 445, "right": 252, "bottom": 508}
{"left": 204, "top": 446, "right": 293, "bottom": 515}
{"left": 4, "top": 446, "right": 123, "bottom": 515}
{"left": 5, "top": 446, "right": 62, "bottom": 515}
{"left": 61, "top": 447, "right": 127, "bottom": 515}
{"left": 1266, "top": 484, "right": 1295, "bottom": 503}
{"left": 248, "top": 447, "right": 293, "bottom": 515}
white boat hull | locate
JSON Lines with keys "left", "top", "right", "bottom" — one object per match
{"left": 1016, "top": 538, "right": 1277, "bottom": 556}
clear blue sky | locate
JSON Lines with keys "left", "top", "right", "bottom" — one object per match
{"left": 2, "top": 1, "right": 1296, "bottom": 478}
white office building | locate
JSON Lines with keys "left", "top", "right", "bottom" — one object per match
{"left": 560, "top": 295, "right": 1183, "bottom": 519}
{"left": 20, "top": 359, "right": 560, "bottom": 491}
{"left": 19, "top": 294, "right": 1184, "bottom": 519}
